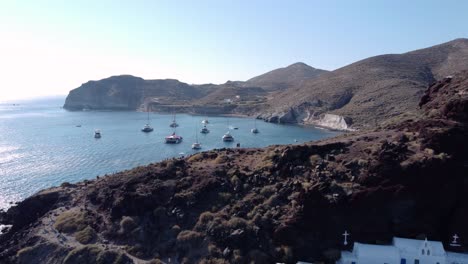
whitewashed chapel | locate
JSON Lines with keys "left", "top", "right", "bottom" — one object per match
{"left": 336, "top": 235, "right": 468, "bottom": 264}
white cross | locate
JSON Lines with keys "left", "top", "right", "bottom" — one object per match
{"left": 343, "top": 230, "right": 350, "bottom": 245}
{"left": 452, "top": 234, "right": 460, "bottom": 245}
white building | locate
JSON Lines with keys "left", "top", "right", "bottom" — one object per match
{"left": 337, "top": 237, "right": 468, "bottom": 264}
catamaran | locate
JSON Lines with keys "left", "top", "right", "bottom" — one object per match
{"left": 165, "top": 132, "right": 183, "bottom": 144}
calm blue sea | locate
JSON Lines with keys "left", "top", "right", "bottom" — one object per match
{"left": 0, "top": 97, "right": 340, "bottom": 210}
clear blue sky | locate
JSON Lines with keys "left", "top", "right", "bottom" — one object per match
{"left": 1, "top": 0, "right": 467, "bottom": 100}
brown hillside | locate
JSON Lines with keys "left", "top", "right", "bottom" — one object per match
{"left": 263, "top": 38, "right": 468, "bottom": 129}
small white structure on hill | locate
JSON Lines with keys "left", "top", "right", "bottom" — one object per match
{"left": 337, "top": 237, "right": 468, "bottom": 264}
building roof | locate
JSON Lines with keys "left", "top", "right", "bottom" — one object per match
{"left": 447, "top": 252, "right": 468, "bottom": 261}
{"left": 393, "top": 237, "right": 446, "bottom": 256}
{"left": 340, "top": 251, "right": 357, "bottom": 260}
{"left": 354, "top": 242, "right": 400, "bottom": 260}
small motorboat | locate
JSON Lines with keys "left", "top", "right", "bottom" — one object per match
{"left": 233, "top": 127, "right": 239, "bottom": 130}
{"left": 201, "top": 119, "right": 209, "bottom": 124}
{"left": 141, "top": 124, "right": 154, "bottom": 132}
{"left": 76, "top": 124, "right": 82, "bottom": 127}
{"left": 165, "top": 132, "right": 183, "bottom": 144}
{"left": 200, "top": 125, "right": 210, "bottom": 134}
{"left": 94, "top": 129, "right": 102, "bottom": 138}
{"left": 222, "top": 131, "right": 234, "bottom": 142}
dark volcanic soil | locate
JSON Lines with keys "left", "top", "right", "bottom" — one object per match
{"left": 1, "top": 73, "right": 468, "bottom": 263}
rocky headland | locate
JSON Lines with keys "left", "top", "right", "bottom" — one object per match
{"left": 2, "top": 71, "right": 467, "bottom": 263}
{"left": 63, "top": 39, "right": 468, "bottom": 131}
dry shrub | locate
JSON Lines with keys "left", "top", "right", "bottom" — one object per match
{"left": 264, "top": 194, "right": 281, "bottom": 207}
{"left": 64, "top": 245, "right": 131, "bottom": 264}
{"left": 208, "top": 243, "right": 222, "bottom": 256}
{"left": 309, "top": 154, "right": 322, "bottom": 166}
{"left": 260, "top": 185, "right": 276, "bottom": 197}
{"left": 17, "top": 242, "right": 68, "bottom": 264}
{"left": 188, "top": 153, "right": 204, "bottom": 162}
{"left": 228, "top": 217, "right": 248, "bottom": 228}
{"left": 148, "top": 259, "right": 164, "bottom": 264}
{"left": 74, "top": 226, "right": 97, "bottom": 244}
{"left": 177, "top": 230, "right": 203, "bottom": 244}
{"left": 214, "top": 154, "right": 229, "bottom": 164}
{"left": 54, "top": 210, "right": 89, "bottom": 233}
{"left": 218, "top": 192, "right": 232, "bottom": 202}
{"left": 200, "top": 211, "right": 215, "bottom": 223}
{"left": 199, "top": 258, "right": 230, "bottom": 264}
{"left": 119, "top": 216, "right": 137, "bottom": 234}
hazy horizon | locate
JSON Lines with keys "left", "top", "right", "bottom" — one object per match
{"left": 1, "top": 0, "right": 468, "bottom": 101}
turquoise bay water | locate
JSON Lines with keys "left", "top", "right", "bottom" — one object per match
{"left": 0, "top": 98, "right": 340, "bottom": 210}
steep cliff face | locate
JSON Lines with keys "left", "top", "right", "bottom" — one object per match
{"left": 307, "top": 114, "right": 354, "bottom": 131}
{"left": 64, "top": 75, "right": 146, "bottom": 110}
{"left": 63, "top": 75, "right": 211, "bottom": 111}
{"left": 1, "top": 73, "right": 467, "bottom": 263}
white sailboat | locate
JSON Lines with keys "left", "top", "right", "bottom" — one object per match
{"left": 170, "top": 112, "right": 179, "bottom": 128}
{"left": 251, "top": 118, "right": 259, "bottom": 134}
{"left": 222, "top": 118, "right": 234, "bottom": 142}
{"left": 192, "top": 125, "right": 202, "bottom": 150}
{"left": 141, "top": 109, "right": 154, "bottom": 132}
{"left": 222, "top": 131, "right": 234, "bottom": 142}
{"left": 201, "top": 111, "right": 209, "bottom": 124}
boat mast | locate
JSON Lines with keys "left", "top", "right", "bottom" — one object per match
{"left": 147, "top": 108, "right": 150, "bottom": 124}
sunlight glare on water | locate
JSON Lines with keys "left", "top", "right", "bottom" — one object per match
{"left": 0, "top": 99, "right": 340, "bottom": 210}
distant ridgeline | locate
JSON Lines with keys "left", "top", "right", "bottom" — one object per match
{"left": 64, "top": 38, "right": 468, "bottom": 131}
